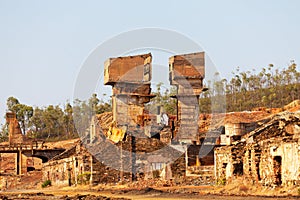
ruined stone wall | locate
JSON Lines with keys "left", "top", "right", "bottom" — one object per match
{"left": 43, "top": 143, "right": 92, "bottom": 186}
{"left": 259, "top": 139, "right": 300, "bottom": 186}
{"left": 171, "top": 154, "right": 186, "bottom": 179}
{"left": 215, "top": 113, "right": 300, "bottom": 186}
{"left": 43, "top": 156, "right": 78, "bottom": 186}
{"left": 20, "top": 154, "right": 27, "bottom": 174}
{"left": 89, "top": 132, "right": 185, "bottom": 182}
{"left": 214, "top": 147, "right": 234, "bottom": 181}
{"left": 90, "top": 155, "right": 128, "bottom": 184}
{"left": 241, "top": 144, "right": 261, "bottom": 184}
{"left": 27, "top": 157, "right": 43, "bottom": 170}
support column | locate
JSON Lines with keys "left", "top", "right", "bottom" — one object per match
{"left": 120, "top": 142, "right": 124, "bottom": 183}
{"left": 16, "top": 150, "right": 22, "bottom": 175}
{"left": 104, "top": 53, "right": 154, "bottom": 128}
{"left": 104, "top": 53, "right": 154, "bottom": 183}
{"left": 185, "top": 146, "right": 189, "bottom": 177}
{"left": 90, "top": 156, "right": 93, "bottom": 185}
{"left": 131, "top": 136, "right": 136, "bottom": 182}
{"left": 169, "top": 52, "right": 205, "bottom": 143}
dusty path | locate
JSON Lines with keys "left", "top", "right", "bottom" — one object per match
{"left": 1, "top": 187, "right": 299, "bottom": 200}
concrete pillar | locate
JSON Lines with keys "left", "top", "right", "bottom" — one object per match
{"left": 74, "top": 157, "right": 78, "bottom": 186}
{"left": 16, "top": 150, "right": 22, "bottom": 175}
{"left": 185, "top": 146, "right": 188, "bottom": 177}
{"left": 169, "top": 52, "right": 205, "bottom": 143}
{"left": 120, "top": 142, "right": 124, "bottom": 183}
{"left": 90, "top": 156, "right": 93, "bottom": 185}
{"left": 131, "top": 136, "right": 136, "bottom": 182}
{"left": 104, "top": 53, "right": 154, "bottom": 128}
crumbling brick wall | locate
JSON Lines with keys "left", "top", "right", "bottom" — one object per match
{"left": 43, "top": 142, "right": 122, "bottom": 186}
{"left": 6, "top": 112, "right": 24, "bottom": 144}
{"left": 215, "top": 146, "right": 234, "bottom": 182}
{"left": 259, "top": 139, "right": 300, "bottom": 186}
{"left": 171, "top": 154, "right": 186, "bottom": 179}
{"left": 42, "top": 143, "right": 92, "bottom": 186}
{"left": 88, "top": 130, "right": 185, "bottom": 182}
{"left": 215, "top": 113, "right": 300, "bottom": 186}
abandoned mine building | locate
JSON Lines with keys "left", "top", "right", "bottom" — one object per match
{"left": 41, "top": 52, "right": 300, "bottom": 187}
{"left": 0, "top": 113, "right": 65, "bottom": 179}
{"left": 2, "top": 51, "right": 300, "bottom": 189}
{"left": 215, "top": 111, "right": 300, "bottom": 187}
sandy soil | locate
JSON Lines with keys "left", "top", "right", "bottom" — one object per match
{"left": 1, "top": 185, "right": 299, "bottom": 200}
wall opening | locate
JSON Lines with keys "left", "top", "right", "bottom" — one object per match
{"left": 273, "top": 156, "right": 282, "bottom": 185}
{"left": 187, "top": 145, "right": 199, "bottom": 166}
{"left": 256, "top": 162, "right": 261, "bottom": 181}
{"left": 220, "top": 163, "right": 228, "bottom": 179}
{"left": 27, "top": 167, "right": 35, "bottom": 172}
{"left": 233, "top": 162, "right": 243, "bottom": 176}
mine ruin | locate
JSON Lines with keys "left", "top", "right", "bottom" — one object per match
{"left": 1, "top": 52, "right": 300, "bottom": 192}
{"left": 1, "top": 113, "right": 65, "bottom": 175}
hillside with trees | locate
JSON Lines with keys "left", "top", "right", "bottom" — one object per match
{"left": 149, "top": 62, "right": 300, "bottom": 114}
{"left": 200, "top": 62, "right": 300, "bottom": 113}
{"left": 0, "top": 94, "right": 111, "bottom": 142}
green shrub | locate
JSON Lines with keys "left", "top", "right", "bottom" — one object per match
{"left": 152, "top": 170, "right": 161, "bottom": 178}
{"left": 77, "top": 172, "right": 91, "bottom": 185}
{"left": 41, "top": 180, "right": 51, "bottom": 188}
{"left": 216, "top": 178, "right": 226, "bottom": 185}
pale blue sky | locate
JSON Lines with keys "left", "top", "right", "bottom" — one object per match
{"left": 0, "top": 0, "right": 300, "bottom": 124}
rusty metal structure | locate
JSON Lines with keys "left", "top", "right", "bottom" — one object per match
{"left": 104, "top": 52, "right": 206, "bottom": 143}
{"left": 169, "top": 52, "right": 205, "bottom": 143}
{"left": 104, "top": 53, "right": 155, "bottom": 129}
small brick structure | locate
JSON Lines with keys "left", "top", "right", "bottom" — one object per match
{"left": 6, "top": 112, "right": 24, "bottom": 145}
